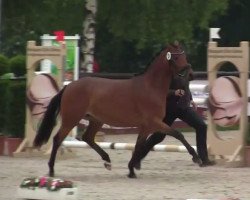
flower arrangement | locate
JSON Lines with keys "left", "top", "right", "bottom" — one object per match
{"left": 20, "top": 176, "right": 75, "bottom": 191}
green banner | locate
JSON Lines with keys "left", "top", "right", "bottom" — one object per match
{"left": 51, "top": 40, "right": 78, "bottom": 81}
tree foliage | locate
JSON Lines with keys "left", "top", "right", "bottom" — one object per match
{"left": 96, "top": 0, "right": 229, "bottom": 72}
{"left": 97, "top": 0, "right": 228, "bottom": 49}
{"left": 2, "top": 0, "right": 85, "bottom": 56}
{"left": 1, "top": 0, "right": 231, "bottom": 72}
{"left": 214, "top": 0, "right": 250, "bottom": 46}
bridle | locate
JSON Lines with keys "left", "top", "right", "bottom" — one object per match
{"left": 177, "top": 64, "right": 192, "bottom": 77}
{"left": 165, "top": 49, "right": 191, "bottom": 76}
{"left": 166, "top": 50, "right": 185, "bottom": 61}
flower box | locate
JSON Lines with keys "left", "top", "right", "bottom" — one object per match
{"left": 17, "top": 177, "right": 78, "bottom": 200}
{"left": 17, "top": 187, "right": 78, "bottom": 200}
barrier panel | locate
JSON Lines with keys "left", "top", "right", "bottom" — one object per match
{"left": 207, "top": 41, "right": 249, "bottom": 166}
{"left": 14, "top": 41, "right": 68, "bottom": 157}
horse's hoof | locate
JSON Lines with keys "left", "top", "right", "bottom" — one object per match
{"left": 127, "top": 173, "right": 137, "bottom": 179}
{"left": 49, "top": 171, "right": 54, "bottom": 177}
{"left": 134, "top": 162, "right": 141, "bottom": 170}
{"left": 104, "top": 161, "right": 112, "bottom": 170}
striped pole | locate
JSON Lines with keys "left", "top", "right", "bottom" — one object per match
{"left": 62, "top": 141, "right": 197, "bottom": 153}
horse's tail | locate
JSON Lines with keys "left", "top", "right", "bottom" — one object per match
{"left": 33, "top": 87, "right": 66, "bottom": 147}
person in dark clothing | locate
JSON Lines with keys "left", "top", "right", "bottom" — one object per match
{"left": 135, "top": 67, "right": 215, "bottom": 168}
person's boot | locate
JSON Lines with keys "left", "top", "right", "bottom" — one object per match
{"left": 200, "top": 159, "right": 216, "bottom": 167}
{"left": 198, "top": 150, "right": 216, "bottom": 167}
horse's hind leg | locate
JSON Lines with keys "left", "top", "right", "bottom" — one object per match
{"left": 48, "top": 126, "right": 71, "bottom": 177}
{"left": 165, "top": 130, "right": 202, "bottom": 165}
{"left": 82, "top": 119, "right": 112, "bottom": 170}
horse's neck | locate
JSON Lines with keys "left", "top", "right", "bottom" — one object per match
{"left": 144, "top": 59, "right": 173, "bottom": 92}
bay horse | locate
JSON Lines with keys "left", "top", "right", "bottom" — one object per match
{"left": 33, "top": 42, "right": 199, "bottom": 178}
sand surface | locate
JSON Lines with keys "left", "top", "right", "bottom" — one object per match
{"left": 0, "top": 132, "right": 249, "bottom": 200}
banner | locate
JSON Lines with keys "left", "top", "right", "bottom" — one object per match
{"left": 40, "top": 34, "right": 80, "bottom": 83}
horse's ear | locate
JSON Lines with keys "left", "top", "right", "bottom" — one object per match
{"left": 168, "top": 40, "right": 180, "bottom": 48}
{"left": 174, "top": 40, "right": 179, "bottom": 46}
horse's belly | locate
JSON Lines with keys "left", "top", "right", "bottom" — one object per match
{"left": 89, "top": 107, "right": 140, "bottom": 127}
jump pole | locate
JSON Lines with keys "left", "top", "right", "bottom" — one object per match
{"left": 62, "top": 141, "right": 197, "bottom": 153}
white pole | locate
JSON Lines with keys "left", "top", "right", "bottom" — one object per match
{"left": 62, "top": 140, "right": 197, "bottom": 153}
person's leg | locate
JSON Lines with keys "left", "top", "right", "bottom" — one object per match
{"left": 165, "top": 129, "right": 201, "bottom": 165}
{"left": 178, "top": 107, "right": 215, "bottom": 166}
{"left": 134, "top": 109, "right": 177, "bottom": 169}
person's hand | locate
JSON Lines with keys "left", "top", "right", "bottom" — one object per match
{"left": 190, "top": 100, "right": 197, "bottom": 110}
{"left": 175, "top": 89, "right": 185, "bottom": 97}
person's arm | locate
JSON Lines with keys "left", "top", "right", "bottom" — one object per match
{"left": 190, "top": 100, "right": 197, "bottom": 110}
{"left": 168, "top": 89, "right": 185, "bottom": 97}
{"left": 168, "top": 89, "right": 176, "bottom": 97}
{"left": 168, "top": 77, "right": 185, "bottom": 97}
{"left": 188, "top": 86, "right": 193, "bottom": 101}
{"left": 188, "top": 81, "right": 197, "bottom": 110}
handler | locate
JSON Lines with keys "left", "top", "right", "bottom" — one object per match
{"left": 136, "top": 67, "right": 215, "bottom": 167}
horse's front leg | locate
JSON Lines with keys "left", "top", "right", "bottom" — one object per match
{"left": 133, "top": 132, "right": 166, "bottom": 170}
{"left": 82, "top": 120, "right": 112, "bottom": 170}
{"left": 128, "top": 133, "right": 148, "bottom": 178}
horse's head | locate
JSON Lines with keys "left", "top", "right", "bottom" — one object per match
{"left": 160, "top": 41, "right": 191, "bottom": 75}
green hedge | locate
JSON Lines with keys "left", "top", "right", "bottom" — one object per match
{"left": 0, "top": 53, "right": 26, "bottom": 137}
{"left": 9, "top": 55, "right": 26, "bottom": 77}
{"left": 0, "top": 54, "right": 9, "bottom": 76}
{"left": 247, "top": 121, "right": 250, "bottom": 145}
{"left": 0, "top": 79, "right": 10, "bottom": 133}
{"left": 4, "top": 79, "right": 26, "bottom": 138}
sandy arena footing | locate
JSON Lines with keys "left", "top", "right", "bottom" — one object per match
{"left": 0, "top": 132, "right": 249, "bottom": 200}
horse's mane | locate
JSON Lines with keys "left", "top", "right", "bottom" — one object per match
{"left": 134, "top": 45, "right": 168, "bottom": 77}
{"left": 134, "top": 42, "right": 183, "bottom": 77}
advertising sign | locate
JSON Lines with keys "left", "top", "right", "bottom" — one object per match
{"left": 40, "top": 34, "right": 80, "bottom": 83}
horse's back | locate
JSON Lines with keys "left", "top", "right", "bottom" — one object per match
{"left": 61, "top": 76, "right": 143, "bottom": 127}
